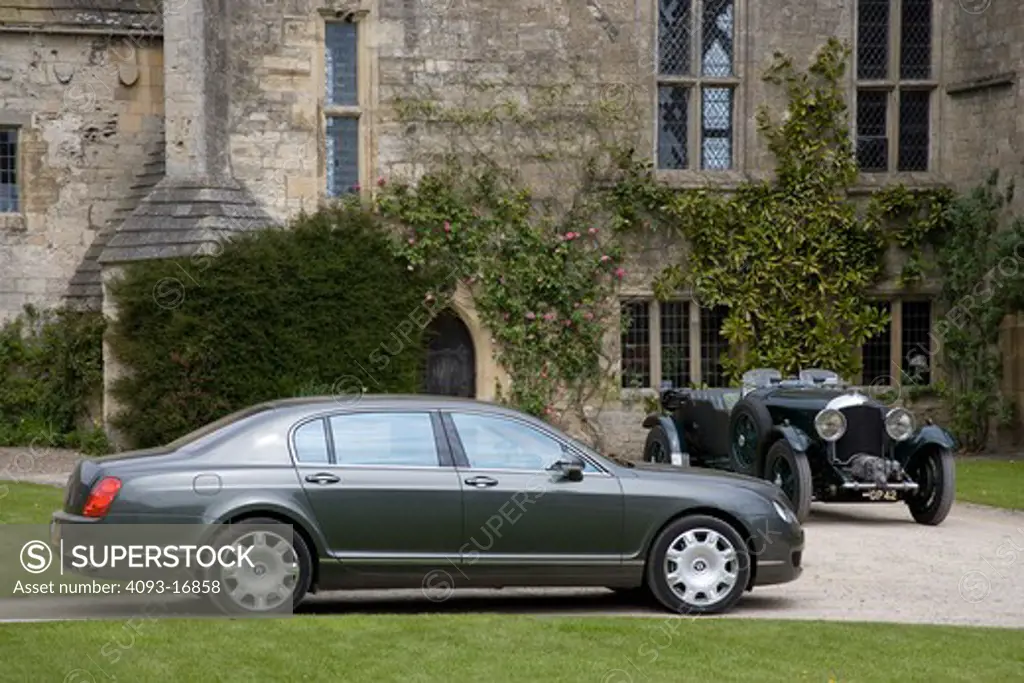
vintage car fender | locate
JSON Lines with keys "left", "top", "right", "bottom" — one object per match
{"left": 642, "top": 414, "right": 688, "bottom": 466}
{"left": 894, "top": 424, "right": 957, "bottom": 464}
{"left": 770, "top": 423, "right": 813, "bottom": 454}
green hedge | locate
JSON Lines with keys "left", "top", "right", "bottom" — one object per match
{"left": 0, "top": 305, "right": 109, "bottom": 453}
{"left": 106, "top": 204, "right": 444, "bottom": 449}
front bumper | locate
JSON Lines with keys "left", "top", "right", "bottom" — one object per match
{"left": 749, "top": 515, "right": 804, "bottom": 587}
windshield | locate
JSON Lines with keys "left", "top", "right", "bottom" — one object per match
{"left": 165, "top": 403, "right": 277, "bottom": 451}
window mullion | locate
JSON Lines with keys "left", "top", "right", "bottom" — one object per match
{"left": 889, "top": 0, "right": 901, "bottom": 171}
{"left": 650, "top": 300, "right": 663, "bottom": 390}
{"left": 692, "top": 0, "right": 702, "bottom": 78}
{"left": 890, "top": 299, "right": 904, "bottom": 383}
{"left": 689, "top": 300, "right": 701, "bottom": 385}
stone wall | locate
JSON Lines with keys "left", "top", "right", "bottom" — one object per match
{"left": 943, "top": 1, "right": 1024, "bottom": 207}
{"left": 0, "top": 32, "right": 164, "bottom": 322}
{"left": 942, "top": 2, "right": 1024, "bottom": 439}
{"left": 226, "top": 0, "right": 323, "bottom": 223}
{"left": 1, "top": 1, "right": 1020, "bottom": 453}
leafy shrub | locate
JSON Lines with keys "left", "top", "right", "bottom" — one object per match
{"left": 63, "top": 425, "right": 116, "bottom": 457}
{"left": 0, "top": 305, "right": 107, "bottom": 451}
{"left": 106, "top": 204, "right": 443, "bottom": 448}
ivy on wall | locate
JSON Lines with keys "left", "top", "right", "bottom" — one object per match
{"left": 605, "top": 38, "right": 952, "bottom": 382}
{"left": 383, "top": 67, "right": 643, "bottom": 445}
{"left": 375, "top": 165, "right": 626, "bottom": 427}
{"left": 930, "top": 172, "right": 1024, "bottom": 450}
{"left": 865, "top": 184, "right": 954, "bottom": 287}
{"left": 383, "top": 37, "right": 1020, "bottom": 449}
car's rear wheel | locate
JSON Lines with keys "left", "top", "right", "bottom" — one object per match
{"left": 763, "top": 440, "right": 813, "bottom": 523}
{"left": 206, "top": 517, "right": 313, "bottom": 616}
{"left": 729, "top": 400, "right": 773, "bottom": 477}
{"left": 645, "top": 514, "right": 751, "bottom": 615}
{"left": 905, "top": 448, "right": 955, "bottom": 526}
{"left": 643, "top": 425, "right": 674, "bottom": 464}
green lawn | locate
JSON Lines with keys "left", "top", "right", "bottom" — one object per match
{"left": 956, "top": 458, "right": 1024, "bottom": 510}
{"left": 0, "top": 482, "right": 1021, "bottom": 682}
{"left": 0, "top": 614, "right": 1020, "bottom": 682}
{"left": 0, "top": 480, "right": 67, "bottom": 524}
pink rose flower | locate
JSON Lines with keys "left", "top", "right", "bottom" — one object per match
{"left": 615, "top": 268, "right": 626, "bottom": 279}
{"left": 377, "top": 176, "right": 386, "bottom": 187}
{"left": 526, "top": 312, "right": 536, "bottom": 320}
{"left": 443, "top": 221, "right": 452, "bottom": 233}
{"left": 408, "top": 237, "right": 415, "bottom": 245}
{"left": 588, "top": 227, "right": 598, "bottom": 235}
{"left": 600, "top": 255, "right": 611, "bottom": 263}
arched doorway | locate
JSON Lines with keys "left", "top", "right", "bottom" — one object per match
{"left": 423, "top": 310, "right": 476, "bottom": 398}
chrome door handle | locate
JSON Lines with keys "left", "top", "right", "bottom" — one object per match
{"left": 305, "top": 472, "right": 340, "bottom": 485}
{"left": 464, "top": 476, "right": 498, "bottom": 488}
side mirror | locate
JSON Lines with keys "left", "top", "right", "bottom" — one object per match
{"left": 547, "top": 451, "right": 584, "bottom": 481}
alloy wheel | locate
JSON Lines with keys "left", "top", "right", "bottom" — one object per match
{"left": 662, "top": 528, "right": 740, "bottom": 608}
{"left": 221, "top": 529, "right": 301, "bottom": 611}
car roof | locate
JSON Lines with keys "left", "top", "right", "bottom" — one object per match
{"left": 257, "top": 394, "right": 535, "bottom": 420}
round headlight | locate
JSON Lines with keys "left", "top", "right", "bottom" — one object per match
{"left": 885, "top": 408, "right": 915, "bottom": 441}
{"left": 814, "top": 408, "right": 847, "bottom": 442}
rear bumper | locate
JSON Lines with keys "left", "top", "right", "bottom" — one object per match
{"left": 50, "top": 511, "right": 217, "bottom": 582}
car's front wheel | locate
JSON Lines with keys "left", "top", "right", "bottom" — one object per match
{"left": 905, "top": 448, "right": 955, "bottom": 526}
{"left": 645, "top": 514, "right": 751, "bottom": 615}
{"left": 206, "top": 517, "right": 313, "bottom": 616}
{"left": 763, "top": 440, "right": 813, "bottom": 523}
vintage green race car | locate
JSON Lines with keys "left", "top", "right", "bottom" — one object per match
{"left": 641, "top": 368, "right": 957, "bottom": 525}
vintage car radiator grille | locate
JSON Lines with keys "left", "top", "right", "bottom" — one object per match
{"left": 835, "top": 406, "right": 885, "bottom": 461}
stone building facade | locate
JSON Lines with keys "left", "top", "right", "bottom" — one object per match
{"left": 0, "top": 0, "right": 1021, "bottom": 452}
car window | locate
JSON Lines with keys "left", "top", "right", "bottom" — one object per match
{"left": 293, "top": 419, "right": 330, "bottom": 463}
{"left": 328, "top": 412, "right": 439, "bottom": 467}
{"left": 165, "top": 404, "right": 276, "bottom": 451}
{"left": 450, "top": 413, "right": 598, "bottom": 472}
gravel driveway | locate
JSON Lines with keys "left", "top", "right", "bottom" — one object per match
{"left": 296, "top": 501, "right": 1024, "bottom": 628}
{"left": 2, "top": 445, "right": 1021, "bottom": 628}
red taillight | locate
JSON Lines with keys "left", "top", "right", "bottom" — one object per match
{"left": 82, "top": 477, "right": 122, "bottom": 518}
